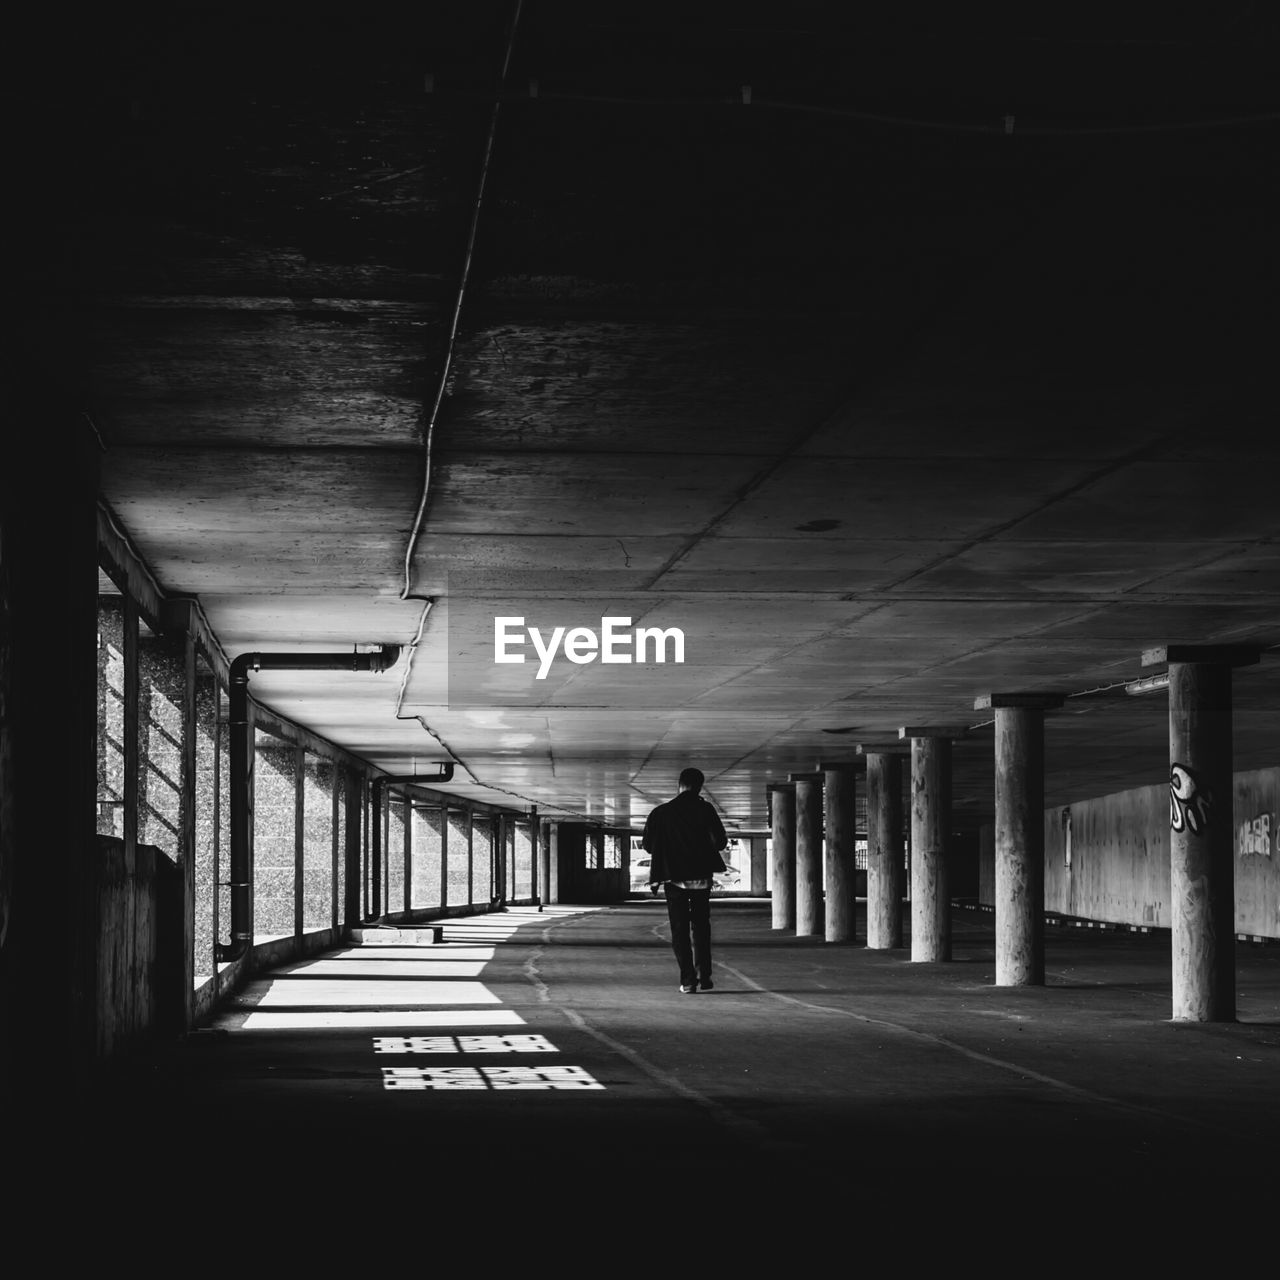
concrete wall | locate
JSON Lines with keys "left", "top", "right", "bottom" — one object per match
{"left": 1043, "top": 785, "right": 1169, "bottom": 928}
{"left": 1233, "top": 767, "right": 1280, "bottom": 937}
{"left": 978, "top": 767, "right": 1280, "bottom": 939}
{"left": 87, "top": 837, "right": 183, "bottom": 1058}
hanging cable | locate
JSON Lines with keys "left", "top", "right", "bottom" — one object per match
{"left": 393, "top": 0, "right": 524, "bottom": 772}
{"left": 400, "top": 0, "right": 524, "bottom": 603}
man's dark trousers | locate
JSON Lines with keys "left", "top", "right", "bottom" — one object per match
{"left": 664, "top": 883, "right": 712, "bottom": 988}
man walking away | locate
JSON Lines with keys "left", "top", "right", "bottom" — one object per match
{"left": 643, "top": 767, "right": 729, "bottom": 993}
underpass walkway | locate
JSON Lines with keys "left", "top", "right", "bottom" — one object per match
{"left": 60, "top": 899, "right": 1280, "bottom": 1241}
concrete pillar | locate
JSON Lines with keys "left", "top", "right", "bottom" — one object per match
{"left": 533, "top": 820, "right": 543, "bottom": 905}
{"left": 821, "top": 762, "right": 858, "bottom": 943}
{"left": 749, "top": 835, "right": 768, "bottom": 895}
{"left": 1, "top": 410, "right": 99, "bottom": 1094}
{"left": 768, "top": 784, "right": 796, "bottom": 930}
{"left": 527, "top": 806, "right": 539, "bottom": 904}
{"left": 343, "top": 769, "right": 363, "bottom": 933}
{"left": 977, "top": 694, "right": 1064, "bottom": 986}
{"left": 537, "top": 820, "right": 552, "bottom": 908}
{"left": 791, "top": 774, "right": 824, "bottom": 935}
{"left": 494, "top": 814, "right": 508, "bottom": 905}
{"left": 1143, "top": 645, "right": 1258, "bottom": 1021}
{"left": 547, "top": 822, "right": 561, "bottom": 905}
{"left": 902, "top": 727, "right": 958, "bottom": 962}
{"left": 862, "top": 748, "right": 905, "bottom": 949}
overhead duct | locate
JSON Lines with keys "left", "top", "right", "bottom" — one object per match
{"left": 217, "top": 647, "right": 402, "bottom": 964}
{"left": 368, "top": 767, "right": 456, "bottom": 920}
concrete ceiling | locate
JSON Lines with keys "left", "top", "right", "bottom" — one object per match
{"left": 23, "top": 3, "right": 1280, "bottom": 831}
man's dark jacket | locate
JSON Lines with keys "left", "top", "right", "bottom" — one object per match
{"left": 642, "top": 790, "right": 729, "bottom": 885}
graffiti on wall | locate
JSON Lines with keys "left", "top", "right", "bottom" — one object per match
{"left": 1170, "top": 763, "right": 1212, "bottom": 836}
{"left": 1238, "top": 811, "right": 1276, "bottom": 858}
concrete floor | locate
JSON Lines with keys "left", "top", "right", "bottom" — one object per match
{"left": 54, "top": 899, "right": 1280, "bottom": 1240}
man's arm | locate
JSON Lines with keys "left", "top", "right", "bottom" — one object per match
{"left": 708, "top": 804, "right": 728, "bottom": 851}
{"left": 643, "top": 809, "right": 667, "bottom": 885}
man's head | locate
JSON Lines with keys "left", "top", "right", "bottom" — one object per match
{"left": 678, "top": 767, "right": 705, "bottom": 794}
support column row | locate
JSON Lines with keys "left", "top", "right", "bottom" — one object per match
{"left": 768, "top": 768, "right": 860, "bottom": 944}
{"left": 975, "top": 644, "right": 1258, "bottom": 1020}
{"left": 756, "top": 639, "right": 1257, "bottom": 1023}
{"left": 766, "top": 726, "right": 960, "bottom": 963}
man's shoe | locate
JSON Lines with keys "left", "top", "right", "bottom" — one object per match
{"left": 679, "top": 984, "right": 696, "bottom": 994}
{"left": 699, "top": 978, "right": 714, "bottom": 991}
